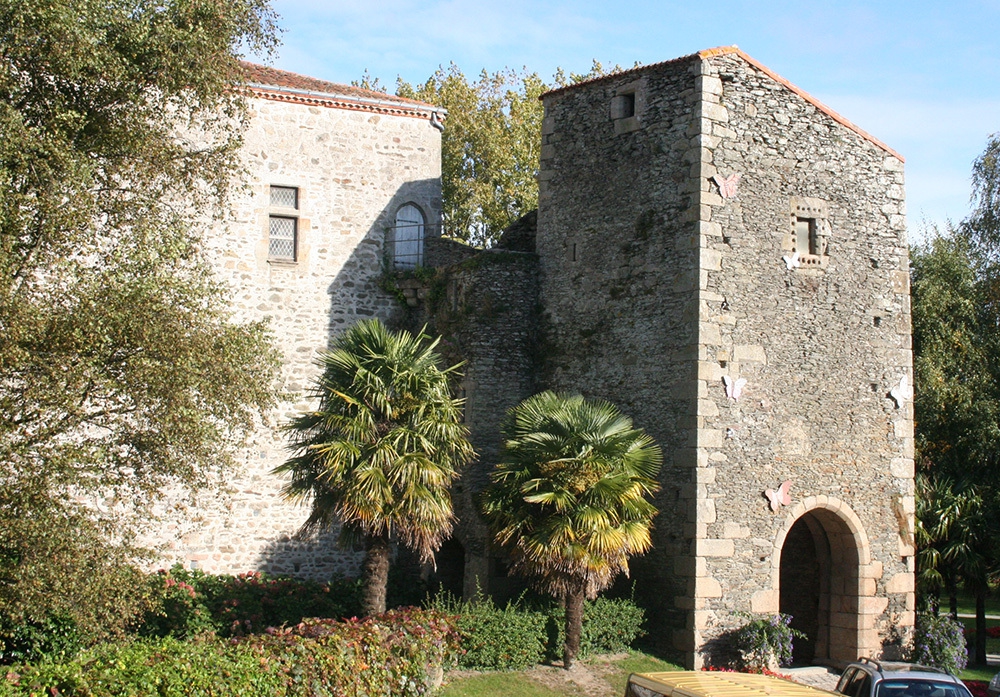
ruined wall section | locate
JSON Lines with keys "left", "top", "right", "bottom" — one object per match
{"left": 156, "top": 97, "right": 443, "bottom": 579}
{"left": 690, "top": 52, "right": 913, "bottom": 660}
{"left": 536, "top": 59, "right": 703, "bottom": 650}
{"left": 407, "top": 250, "right": 540, "bottom": 599}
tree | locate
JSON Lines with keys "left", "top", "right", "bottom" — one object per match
{"left": 911, "top": 221, "right": 1000, "bottom": 664}
{"left": 395, "top": 65, "right": 546, "bottom": 247}
{"left": 480, "top": 391, "right": 661, "bottom": 668}
{"left": 0, "top": 0, "right": 281, "bottom": 644}
{"left": 373, "top": 61, "right": 632, "bottom": 247}
{"left": 276, "top": 319, "right": 474, "bottom": 616}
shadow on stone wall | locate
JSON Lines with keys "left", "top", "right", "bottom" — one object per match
{"left": 250, "top": 179, "right": 439, "bottom": 582}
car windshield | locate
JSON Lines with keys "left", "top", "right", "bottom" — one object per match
{"left": 875, "top": 680, "right": 972, "bottom": 697}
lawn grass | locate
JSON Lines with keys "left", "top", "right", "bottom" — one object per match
{"left": 438, "top": 650, "right": 684, "bottom": 697}
{"left": 954, "top": 591, "right": 1000, "bottom": 618}
{"left": 438, "top": 672, "right": 579, "bottom": 697}
{"left": 603, "top": 651, "right": 684, "bottom": 695}
{"left": 959, "top": 665, "right": 998, "bottom": 682}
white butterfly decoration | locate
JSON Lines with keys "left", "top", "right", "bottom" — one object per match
{"left": 712, "top": 172, "right": 741, "bottom": 199}
{"left": 764, "top": 480, "right": 792, "bottom": 512}
{"left": 889, "top": 375, "right": 912, "bottom": 409}
{"left": 722, "top": 375, "right": 747, "bottom": 401}
{"left": 782, "top": 251, "right": 801, "bottom": 270}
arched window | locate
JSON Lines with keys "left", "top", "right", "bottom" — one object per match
{"left": 392, "top": 204, "right": 424, "bottom": 269}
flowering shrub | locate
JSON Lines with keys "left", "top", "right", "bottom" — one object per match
{"left": 0, "top": 609, "right": 458, "bottom": 697}
{"left": 732, "top": 613, "right": 804, "bottom": 671}
{"left": 140, "top": 565, "right": 361, "bottom": 638}
{"left": 910, "top": 612, "right": 967, "bottom": 673}
{"left": 248, "top": 608, "right": 461, "bottom": 697}
{"left": 702, "top": 665, "right": 792, "bottom": 679}
{"left": 964, "top": 681, "right": 988, "bottom": 697}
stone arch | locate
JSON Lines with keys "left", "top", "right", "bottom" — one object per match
{"left": 771, "top": 496, "right": 878, "bottom": 664}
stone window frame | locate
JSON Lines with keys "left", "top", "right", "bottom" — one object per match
{"left": 610, "top": 78, "right": 646, "bottom": 135}
{"left": 267, "top": 185, "right": 300, "bottom": 264}
{"left": 787, "top": 196, "right": 830, "bottom": 269}
{"left": 389, "top": 202, "right": 426, "bottom": 270}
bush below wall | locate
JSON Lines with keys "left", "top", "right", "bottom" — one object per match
{"left": 0, "top": 609, "right": 459, "bottom": 697}
{"left": 427, "top": 593, "right": 646, "bottom": 670}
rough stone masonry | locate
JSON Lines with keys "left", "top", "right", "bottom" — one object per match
{"left": 158, "top": 48, "right": 913, "bottom": 670}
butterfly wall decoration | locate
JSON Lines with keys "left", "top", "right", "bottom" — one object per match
{"left": 889, "top": 375, "right": 911, "bottom": 409}
{"left": 764, "top": 480, "right": 792, "bottom": 512}
{"left": 782, "top": 251, "right": 801, "bottom": 270}
{"left": 722, "top": 375, "right": 747, "bottom": 401}
{"left": 712, "top": 172, "right": 741, "bottom": 199}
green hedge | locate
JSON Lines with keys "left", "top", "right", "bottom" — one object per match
{"left": 427, "top": 593, "right": 645, "bottom": 670}
{"left": 0, "top": 608, "right": 458, "bottom": 697}
{"left": 141, "top": 566, "right": 362, "bottom": 639}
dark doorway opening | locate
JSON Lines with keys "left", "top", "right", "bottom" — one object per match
{"left": 778, "top": 508, "right": 861, "bottom": 664}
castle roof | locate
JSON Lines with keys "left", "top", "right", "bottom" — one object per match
{"left": 540, "top": 46, "right": 902, "bottom": 162}
{"left": 239, "top": 61, "right": 444, "bottom": 120}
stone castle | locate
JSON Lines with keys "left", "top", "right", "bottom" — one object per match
{"left": 168, "top": 46, "right": 914, "bottom": 668}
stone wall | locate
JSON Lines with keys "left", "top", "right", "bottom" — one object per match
{"left": 689, "top": 50, "right": 913, "bottom": 665}
{"left": 405, "top": 247, "right": 540, "bottom": 600}
{"left": 537, "top": 57, "right": 703, "bottom": 649}
{"left": 155, "top": 94, "right": 443, "bottom": 578}
{"left": 534, "top": 48, "right": 913, "bottom": 667}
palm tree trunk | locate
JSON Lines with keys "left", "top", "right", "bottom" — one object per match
{"left": 563, "top": 586, "right": 586, "bottom": 669}
{"left": 361, "top": 533, "right": 391, "bottom": 617}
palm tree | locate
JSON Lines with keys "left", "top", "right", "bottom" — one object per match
{"left": 480, "top": 391, "right": 661, "bottom": 668}
{"left": 275, "top": 319, "right": 474, "bottom": 616}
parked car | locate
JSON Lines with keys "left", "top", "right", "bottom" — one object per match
{"left": 986, "top": 672, "right": 999, "bottom": 697}
{"left": 625, "top": 671, "right": 836, "bottom": 697}
{"left": 835, "top": 658, "right": 973, "bottom": 697}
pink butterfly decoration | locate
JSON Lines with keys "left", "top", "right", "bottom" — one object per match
{"left": 722, "top": 375, "right": 747, "bottom": 401}
{"left": 712, "top": 173, "right": 741, "bottom": 199}
{"left": 765, "top": 481, "right": 792, "bottom": 512}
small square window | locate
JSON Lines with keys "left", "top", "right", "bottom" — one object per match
{"left": 612, "top": 93, "right": 635, "bottom": 119}
{"left": 269, "top": 216, "right": 297, "bottom": 261}
{"left": 270, "top": 185, "right": 298, "bottom": 209}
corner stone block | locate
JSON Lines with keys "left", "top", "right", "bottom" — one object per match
{"left": 696, "top": 75, "right": 724, "bottom": 96}
{"left": 733, "top": 344, "right": 767, "bottom": 363}
{"left": 890, "top": 458, "right": 914, "bottom": 478}
{"left": 693, "top": 609, "right": 717, "bottom": 630}
{"left": 700, "top": 428, "right": 726, "bottom": 449}
{"left": 751, "top": 590, "right": 778, "bottom": 613}
{"left": 699, "top": 322, "right": 723, "bottom": 346}
{"left": 698, "top": 102, "right": 729, "bottom": 123}
{"left": 860, "top": 596, "right": 889, "bottom": 616}
{"left": 700, "top": 248, "right": 723, "bottom": 271}
{"left": 695, "top": 499, "right": 717, "bottom": 524}
{"left": 885, "top": 572, "right": 914, "bottom": 594}
{"left": 697, "top": 539, "right": 735, "bottom": 558}
{"left": 694, "top": 576, "right": 723, "bottom": 598}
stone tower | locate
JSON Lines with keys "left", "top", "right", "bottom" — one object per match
{"left": 530, "top": 46, "right": 913, "bottom": 667}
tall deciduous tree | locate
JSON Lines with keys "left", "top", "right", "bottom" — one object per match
{"left": 912, "top": 217, "right": 1000, "bottom": 663}
{"left": 364, "top": 61, "right": 630, "bottom": 247}
{"left": 396, "top": 65, "right": 546, "bottom": 247}
{"left": 0, "top": 0, "right": 281, "bottom": 643}
{"left": 277, "top": 319, "right": 474, "bottom": 617}
{"left": 480, "top": 392, "right": 661, "bottom": 669}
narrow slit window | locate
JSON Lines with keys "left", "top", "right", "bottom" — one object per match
{"left": 794, "top": 217, "right": 816, "bottom": 256}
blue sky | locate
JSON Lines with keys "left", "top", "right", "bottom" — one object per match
{"left": 264, "top": 0, "right": 1000, "bottom": 240}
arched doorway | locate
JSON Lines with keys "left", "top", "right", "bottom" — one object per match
{"left": 778, "top": 506, "right": 863, "bottom": 664}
